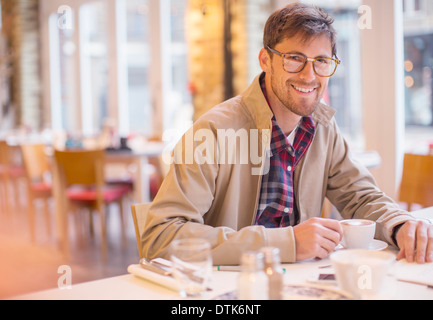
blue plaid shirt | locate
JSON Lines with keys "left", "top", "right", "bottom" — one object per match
{"left": 255, "top": 76, "right": 316, "bottom": 228}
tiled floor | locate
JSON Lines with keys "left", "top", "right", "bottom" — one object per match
{"left": 0, "top": 191, "right": 140, "bottom": 299}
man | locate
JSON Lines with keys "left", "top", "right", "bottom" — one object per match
{"left": 141, "top": 3, "right": 432, "bottom": 265}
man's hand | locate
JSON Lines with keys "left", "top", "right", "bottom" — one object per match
{"left": 396, "top": 220, "right": 433, "bottom": 263}
{"left": 293, "top": 218, "right": 343, "bottom": 261}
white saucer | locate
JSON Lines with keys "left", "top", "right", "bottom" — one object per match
{"left": 336, "top": 239, "right": 388, "bottom": 251}
{"left": 368, "top": 239, "right": 388, "bottom": 251}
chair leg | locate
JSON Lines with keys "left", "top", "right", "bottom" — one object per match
{"left": 27, "top": 195, "right": 36, "bottom": 242}
{"left": 0, "top": 180, "right": 6, "bottom": 215}
{"left": 118, "top": 199, "right": 127, "bottom": 249}
{"left": 43, "top": 198, "right": 52, "bottom": 238}
{"left": 89, "top": 210, "right": 95, "bottom": 237}
{"left": 73, "top": 208, "right": 85, "bottom": 247}
{"left": 98, "top": 206, "right": 108, "bottom": 261}
{"left": 57, "top": 199, "right": 70, "bottom": 260}
{"left": 3, "top": 176, "right": 11, "bottom": 217}
{"left": 13, "top": 179, "right": 22, "bottom": 211}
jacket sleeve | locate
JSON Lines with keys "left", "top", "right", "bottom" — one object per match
{"left": 140, "top": 124, "right": 297, "bottom": 265}
{"left": 325, "top": 120, "right": 415, "bottom": 246}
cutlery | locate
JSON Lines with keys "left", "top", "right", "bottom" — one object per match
{"left": 139, "top": 257, "right": 212, "bottom": 291}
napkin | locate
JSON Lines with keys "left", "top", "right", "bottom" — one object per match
{"left": 393, "top": 259, "right": 433, "bottom": 287}
{"left": 127, "top": 264, "right": 179, "bottom": 291}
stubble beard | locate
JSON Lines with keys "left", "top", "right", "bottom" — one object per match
{"left": 270, "top": 73, "right": 323, "bottom": 117}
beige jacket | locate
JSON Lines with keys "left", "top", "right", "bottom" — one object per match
{"left": 141, "top": 74, "right": 414, "bottom": 265}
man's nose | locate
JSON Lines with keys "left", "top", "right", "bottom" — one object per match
{"left": 298, "top": 60, "right": 317, "bottom": 82}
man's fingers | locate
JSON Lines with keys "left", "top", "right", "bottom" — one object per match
{"left": 397, "top": 220, "right": 433, "bottom": 263}
{"left": 320, "top": 218, "right": 343, "bottom": 240}
{"left": 397, "top": 247, "right": 405, "bottom": 261}
{"left": 416, "top": 221, "right": 428, "bottom": 263}
{"left": 311, "top": 218, "right": 343, "bottom": 245}
{"left": 320, "top": 237, "right": 338, "bottom": 256}
{"left": 426, "top": 227, "right": 433, "bottom": 262}
{"left": 404, "top": 221, "right": 417, "bottom": 262}
{"left": 320, "top": 226, "right": 342, "bottom": 247}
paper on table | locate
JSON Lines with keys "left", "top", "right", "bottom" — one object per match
{"left": 127, "top": 264, "right": 179, "bottom": 292}
{"left": 393, "top": 259, "right": 433, "bottom": 287}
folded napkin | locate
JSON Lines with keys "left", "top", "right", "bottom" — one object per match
{"left": 393, "top": 259, "right": 433, "bottom": 287}
{"left": 127, "top": 264, "right": 179, "bottom": 292}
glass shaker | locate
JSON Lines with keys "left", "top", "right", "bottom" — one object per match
{"left": 261, "top": 247, "right": 284, "bottom": 300}
{"left": 237, "top": 251, "right": 269, "bottom": 300}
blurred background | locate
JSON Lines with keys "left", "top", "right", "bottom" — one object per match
{"left": 0, "top": 0, "right": 432, "bottom": 299}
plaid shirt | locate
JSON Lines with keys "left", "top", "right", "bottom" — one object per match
{"left": 255, "top": 76, "right": 316, "bottom": 228}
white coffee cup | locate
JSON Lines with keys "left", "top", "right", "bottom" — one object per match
{"left": 330, "top": 249, "right": 395, "bottom": 299}
{"left": 340, "top": 219, "right": 376, "bottom": 249}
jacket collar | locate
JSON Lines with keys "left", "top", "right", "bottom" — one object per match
{"left": 241, "top": 72, "right": 336, "bottom": 130}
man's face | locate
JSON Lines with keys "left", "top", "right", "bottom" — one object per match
{"left": 263, "top": 33, "right": 333, "bottom": 117}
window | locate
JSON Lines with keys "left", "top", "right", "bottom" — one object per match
{"left": 403, "top": 0, "right": 425, "bottom": 15}
{"left": 42, "top": 0, "right": 192, "bottom": 141}
{"left": 79, "top": 2, "right": 109, "bottom": 136}
{"left": 300, "top": 0, "right": 364, "bottom": 149}
{"left": 164, "top": 0, "right": 193, "bottom": 137}
{"left": 124, "top": 0, "right": 152, "bottom": 136}
{"left": 404, "top": 34, "right": 433, "bottom": 126}
{"left": 403, "top": 0, "right": 433, "bottom": 153}
{"left": 48, "top": 6, "right": 78, "bottom": 133}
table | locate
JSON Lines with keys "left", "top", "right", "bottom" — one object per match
{"left": 105, "top": 141, "right": 166, "bottom": 203}
{"left": 410, "top": 206, "right": 433, "bottom": 224}
{"left": 12, "top": 207, "right": 433, "bottom": 300}
{"left": 11, "top": 250, "right": 433, "bottom": 300}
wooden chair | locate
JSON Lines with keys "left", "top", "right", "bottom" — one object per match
{"left": 131, "top": 203, "right": 151, "bottom": 259}
{"left": 20, "top": 143, "right": 52, "bottom": 241}
{"left": 54, "top": 149, "right": 132, "bottom": 260}
{"left": 399, "top": 153, "right": 433, "bottom": 211}
{"left": 0, "top": 140, "right": 26, "bottom": 215}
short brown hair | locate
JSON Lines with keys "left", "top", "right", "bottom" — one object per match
{"left": 263, "top": 3, "right": 337, "bottom": 57}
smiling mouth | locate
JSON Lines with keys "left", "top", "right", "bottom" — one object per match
{"left": 291, "top": 84, "right": 317, "bottom": 94}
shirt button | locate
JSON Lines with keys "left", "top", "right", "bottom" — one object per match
{"left": 284, "top": 207, "right": 290, "bottom": 213}
{"left": 287, "top": 165, "right": 292, "bottom": 172}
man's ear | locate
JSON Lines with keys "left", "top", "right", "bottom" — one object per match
{"left": 259, "top": 48, "right": 271, "bottom": 73}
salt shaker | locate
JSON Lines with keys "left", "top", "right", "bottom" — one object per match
{"left": 261, "top": 247, "right": 284, "bottom": 300}
{"left": 237, "top": 251, "right": 269, "bottom": 300}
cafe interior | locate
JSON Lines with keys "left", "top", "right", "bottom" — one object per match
{"left": 0, "top": 0, "right": 433, "bottom": 299}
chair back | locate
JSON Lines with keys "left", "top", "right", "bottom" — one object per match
{"left": 54, "top": 149, "right": 105, "bottom": 186}
{"left": 399, "top": 153, "right": 433, "bottom": 210}
{"left": 131, "top": 203, "right": 151, "bottom": 259}
{"left": 20, "top": 144, "right": 51, "bottom": 183}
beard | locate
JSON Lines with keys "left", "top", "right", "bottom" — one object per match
{"left": 270, "top": 68, "right": 324, "bottom": 117}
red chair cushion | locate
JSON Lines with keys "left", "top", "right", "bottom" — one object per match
{"left": 30, "top": 182, "right": 52, "bottom": 195}
{"left": 67, "top": 184, "right": 131, "bottom": 203}
{"left": 8, "top": 166, "right": 26, "bottom": 177}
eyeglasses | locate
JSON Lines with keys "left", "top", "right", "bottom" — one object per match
{"left": 267, "top": 46, "right": 341, "bottom": 77}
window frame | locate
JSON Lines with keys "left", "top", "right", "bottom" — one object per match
{"left": 40, "top": 0, "right": 166, "bottom": 138}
